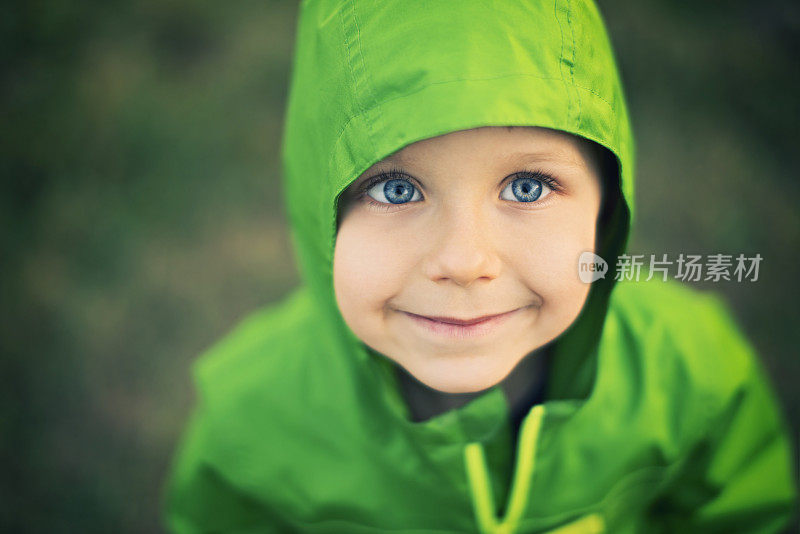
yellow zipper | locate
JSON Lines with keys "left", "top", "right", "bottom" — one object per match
{"left": 463, "top": 405, "right": 604, "bottom": 534}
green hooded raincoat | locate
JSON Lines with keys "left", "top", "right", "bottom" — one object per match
{"left": 163, "top": 1, "right": 798, "bottom": 532}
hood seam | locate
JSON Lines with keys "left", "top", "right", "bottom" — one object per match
{"left": 554, "top": 0, "right": 571, "bottom": 128}
{"left": 341, "top": 0, "right": 376, "bottom": 153}
{"left": 348, "top": 0, "right": 379, "bottom": 154}
{"left": 567, "top": 0, "right": 582, "bottom": 125}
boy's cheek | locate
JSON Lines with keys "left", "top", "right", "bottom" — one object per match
{"left": 511, "top": 229, "right": 594, "bottom": 284}
{"left": 333, "top": 228, "right": 412, "bottom": 305}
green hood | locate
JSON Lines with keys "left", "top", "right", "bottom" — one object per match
{"left": 282, "top": 0, "right": 633, "bottom": 401}
{"left": 164, "top": 1, "right": 797, "bottom": 533}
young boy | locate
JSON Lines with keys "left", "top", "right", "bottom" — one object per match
{"left": 163, "top": 1, "right": 798, "bottom": 533}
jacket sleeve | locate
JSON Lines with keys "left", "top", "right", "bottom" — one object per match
{"left": 651, "top": 296, "right": 798, "bottom": 533}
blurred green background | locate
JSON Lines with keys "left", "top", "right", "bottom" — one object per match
{"left": 2, "top": 0, "right": 798, "bottom": 531}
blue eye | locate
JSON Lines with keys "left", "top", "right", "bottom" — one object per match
{"left": 500, "top": 176, "right": 552, "bottom": 203}
{"left": 366, "top": 178, "right": 422, "bottom": 204}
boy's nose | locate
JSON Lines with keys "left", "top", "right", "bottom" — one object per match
{"left": 421, "top": 207, "right": 502, "bottom": 288}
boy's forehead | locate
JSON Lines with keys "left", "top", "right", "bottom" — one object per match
{"left": 373, "top": 126, "right": 597, "bottom": 172}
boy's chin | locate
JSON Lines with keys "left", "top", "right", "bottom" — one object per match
{"left": 401, "top": 357, "right": 517, "bottom": 394}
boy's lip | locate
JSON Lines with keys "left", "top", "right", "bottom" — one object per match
{"left": 404, "top": 310, "right": 519, "bottom": 325}
{"left": 400, "top": 308, "right": 524, "bottom": 340}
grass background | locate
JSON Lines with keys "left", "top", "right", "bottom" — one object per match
{"left": 2, "top": 0, "right": 798, "bottom": 531}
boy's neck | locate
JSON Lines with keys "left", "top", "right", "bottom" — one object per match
{"left": 394, "top": 346, "right": 552, "bottom": 434}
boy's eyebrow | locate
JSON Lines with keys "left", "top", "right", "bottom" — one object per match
{"left": 503, "top": 150, "right": 588, "bottom": 170}
{"left": 361, "top": 148, "right": 588, "bottom": 180}
{"left": 361, "top": 152, "right": 421, "bottom": 177}
{"left": 377, "top": 151, "right": 415, "bottom": 166}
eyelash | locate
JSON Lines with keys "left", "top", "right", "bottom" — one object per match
{"left": 354, "top": 166, "right": 564, "bottom": 211}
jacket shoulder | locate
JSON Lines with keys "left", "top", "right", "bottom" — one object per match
{"left": 165, "top": 286, "right": 330, "bottom": 531}
{"left": 607, "top": 278, "right": 763, "bottom": 406}
{"left": 606, "top": 284, "right": 797, "bottom": 528}
{"left": 190, "top": 285, "right": 318, "bottom": 413}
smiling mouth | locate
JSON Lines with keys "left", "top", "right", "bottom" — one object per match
{"left": 400, "top": 308, "right": 524, "bottom": 339}
{"left": 404, "top": 310, "right": 518, "bottom": 325}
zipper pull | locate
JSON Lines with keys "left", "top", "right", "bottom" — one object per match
{"left": 463, "top": 405, "right": 546, "bottom": 534}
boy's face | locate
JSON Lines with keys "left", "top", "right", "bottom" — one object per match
{"left": 334, "top": 126, "right": 603, "bottom": 393}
